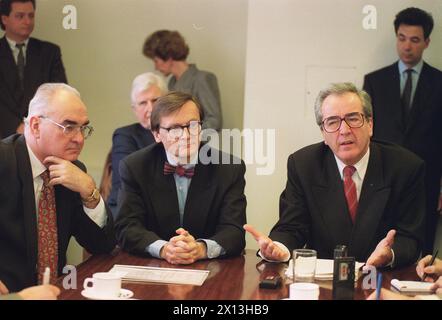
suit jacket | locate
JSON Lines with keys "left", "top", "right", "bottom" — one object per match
{"left": 169, "top": 64, "right": 222, "bottom": 130}
{"left": 270, "top": 141, "right": 425, "bottom": 268}
{"left": 115, "top": 143, "right": 246, "bottom": 257}
{"left": 108, "top": 123, "right": 156, "bottom": 218}
{"left": 0, "top": 37, "right": 67, "bottom": 138}
{"left": 363, "top": 62, "right": 442, "bottom": 212}
{"left": 0, "top": 135, "right": 116, "bottom": 292}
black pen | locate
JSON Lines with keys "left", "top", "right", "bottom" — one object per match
{"left": 422, "top": 249, "right": 439, "bottom": 282}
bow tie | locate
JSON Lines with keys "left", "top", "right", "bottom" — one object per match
{"left": 164, "top": 162, "right": 195, "bottom": 178}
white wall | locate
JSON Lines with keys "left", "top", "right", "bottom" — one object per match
{"left": 243, "top": 0, "right": 442, "bottom": 250}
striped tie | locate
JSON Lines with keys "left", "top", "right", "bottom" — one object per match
{"left": 343, "top": 166, "right": 358, "bottom": 224}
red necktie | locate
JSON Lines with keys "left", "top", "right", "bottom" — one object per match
{"left": 343, "top": 166, "right": 358, "bottom": 224}
{"left": 163, "top": 162, "right": 195, "bottom": 178}
{"left": 37, "top": 170, "right": 58, "bottom": 284}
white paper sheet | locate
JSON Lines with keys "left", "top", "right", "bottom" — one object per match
{"left": 285, "top": 259, "right": 364, "bottom": 281}
{"left": 109, "top": 264, "right": 210, "bottom": 286}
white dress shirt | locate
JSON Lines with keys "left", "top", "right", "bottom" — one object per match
{"left": 6, "top": 36, "right": 29, "bottom": 64}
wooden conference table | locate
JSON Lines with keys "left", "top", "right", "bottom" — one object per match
{"left": 58, "top": 249, "right": 419, "bottom": 300}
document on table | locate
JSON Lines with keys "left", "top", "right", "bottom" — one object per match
{"left": 109, "top": 264, "right": 210, "bottom": 286}
{"left": 285, "top": 259, "right": 365, "bottom": 281}
{"left": 390, "top": 279, "right": 434, "bottom": 294}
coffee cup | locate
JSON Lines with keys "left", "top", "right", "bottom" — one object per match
{"left": 289, "top": 282, "right": 320, "bottom": 300}
{"left": 83, "top": 272, "right": 122, "bottom": 298}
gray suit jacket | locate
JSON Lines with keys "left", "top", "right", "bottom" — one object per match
{"left": 169, "top": 64, "right": 222, "bottom": 130}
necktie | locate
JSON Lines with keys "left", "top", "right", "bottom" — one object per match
{"left": 163, "top": 162, "right": 195, "bottom": 178}
{"left": 16, "top": 43, "right": 25, "bottom": 90}
{"left": 37, "top": 170, "right": 58, "bottom": 284}
{"left": 343, "top": 166, "right": 358, "bottom": 224}
{"left": 401, "top": 69, "right": 413, "bottom": 125}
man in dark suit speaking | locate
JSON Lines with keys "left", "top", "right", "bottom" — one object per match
{"left": 0, "top": 83, "right": 116, "bottom": 292}
{"left": 0, "top": 0, "right": 67, "bottom": 138}
{"left": 115, "top": 91, "right": 246, "bottom": 264}
{"left": 246, "top": 83, "right": 425, "bottom": 269}
{"left": 363, "top": 7, "right": 442, "bottom": 255}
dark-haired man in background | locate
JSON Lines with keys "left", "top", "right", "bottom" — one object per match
{"left": 363, "top": 7, "right": 442, "bottom": 255}
{"left": 0, "top": 0, "right": 67, "bottom": 138}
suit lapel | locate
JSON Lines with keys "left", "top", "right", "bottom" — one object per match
{"left": 15, "top": 136, "right": 38, "bottom": 269}
{"left": 0, "top": 37, "right": 20, "bottom": 103}
{"left": 54, "top": 185, "right": 71, "bottom": 256}
{"left": 23, "top": 38, "right": 40, "bottom": 92}
{"left": 349, "top": 143, "right": 390, "bottom": 258}
{"left": 182, "top": 160, "right": 216, "bottom": 236}
{"left": 149, "top": 149, "right": 181, "bottom": 234}
{"left": 406, "top": 63, "right": 430, "bottom": 134}
{"left": 312, "top": 149, "right": 354, "bottom": 246}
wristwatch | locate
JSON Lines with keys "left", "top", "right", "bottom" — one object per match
{"left": 82, "top": 187, "right": 100, "bottom": 203}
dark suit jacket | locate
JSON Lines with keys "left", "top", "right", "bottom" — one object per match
{"left": 363, "top": 62, "right": 442, "bottom": 214}
{"left": 108, "top": 123, "right": 156, "bottom": 218}
{"left": 270, "top": 141, "right": 425, "bottom": 268}
{"left": 0, "top": 135, "right": 116, "bottom": 292}
{"left": 115, "top": 143, "right": 247, "bottom": 257}
{"left": 0, "top": 37, "right": 67, "bottom": 138}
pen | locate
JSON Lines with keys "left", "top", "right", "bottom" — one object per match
{"left": 375, "top": 271, "right": 382, "bottom": 300}
{"left": 43, "top": 267, "right": 50, "bottom": 285}
{"left": 422, "top": 249, "right": 439, "bottom": 282}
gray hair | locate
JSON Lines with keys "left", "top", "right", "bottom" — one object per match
{"left": 25, "top": 83, "right": 81, "bottom": 123}
{"left": 314, "top": 82, "right": 373, "bottom": 126}
{"left": 130, "top": 72, "right": 168, "bottom": 106}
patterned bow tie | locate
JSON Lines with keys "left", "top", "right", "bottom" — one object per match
{"left": 164, "top": 162, "right": 195, "bottom": 178}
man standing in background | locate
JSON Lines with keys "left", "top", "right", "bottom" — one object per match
{"left": 363, "top": 7, "right": 442, "bottom": 255}
{"left": 0, "top": 0, "right": 67, "bottom": 138}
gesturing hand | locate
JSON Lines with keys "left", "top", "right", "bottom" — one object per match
{"left": 244, "top": 224, "right": 289, "bottom": 261}
{"left": 366, "top": 229, "right": 396, "bottom": 267}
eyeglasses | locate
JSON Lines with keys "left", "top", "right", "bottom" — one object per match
{"left": 39, "top": 116, "right": 94, "bottom": 139}
{"left": 321, "top": 112, "right": 366, "bottom": 133}
{"left": 160, "top": 121, "right": 202, "bottom": 139}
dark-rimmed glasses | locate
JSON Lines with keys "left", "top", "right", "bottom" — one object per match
{"left": 160, "top": 120, "right": 202, "bottom": 139}
{"left": 321, "top": 112, "right": 366, "bottom": 133}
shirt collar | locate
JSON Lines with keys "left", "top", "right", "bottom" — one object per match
{"left": 26, "top": 142, "right": 47, "bottom": 180}
{"left": 165, "top": 150, "right": 198, "bottom": 168}
{"left": 398, "top": 59, "right": 423, "bottom": 75}
{"left": 334, "top": 147, "right": 370, "bottom": 180}
{"left": 6, "top": 36, "right": 29, "bottom": 50}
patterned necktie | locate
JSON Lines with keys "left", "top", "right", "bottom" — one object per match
{"left": 343, "top": 166, "right": 358, "bottom": 224}
{"left": 401, "top": 69, "right": 413, "bottom": 125}
{"left": 164, "top": 162, "right": 195, "bottom": 178}
{"left": 16, "top": 43, "right": 25, "bottom": 90}
{"left": 37, "top": 170, "right": 58, "bottom": 284}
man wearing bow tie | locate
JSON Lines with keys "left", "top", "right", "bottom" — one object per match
{"left": 115, "top": 91, "right": 246, "bottom": 264}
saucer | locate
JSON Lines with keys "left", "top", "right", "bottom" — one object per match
{"left": 81, "top": 288, "right": 134, "bottom": 300}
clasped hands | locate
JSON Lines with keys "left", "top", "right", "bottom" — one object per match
{"left": 244, "top": 224, "right": 395, "bottom": 268}
{"left": 160, "top": 228, "right": 207, "bottom": 265}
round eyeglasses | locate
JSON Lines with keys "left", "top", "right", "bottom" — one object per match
{"left": 160, "top": 121, "right": 202, "bottom": 139}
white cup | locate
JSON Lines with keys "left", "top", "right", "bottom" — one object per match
{"left": 293, "top": 249, "right": 317, "bottom": 282}
{"left": 289, "top": 283, "right": 320, "bottom": 300}
{"left": 83, "top": 272, "right": 122, "bottom": 298}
